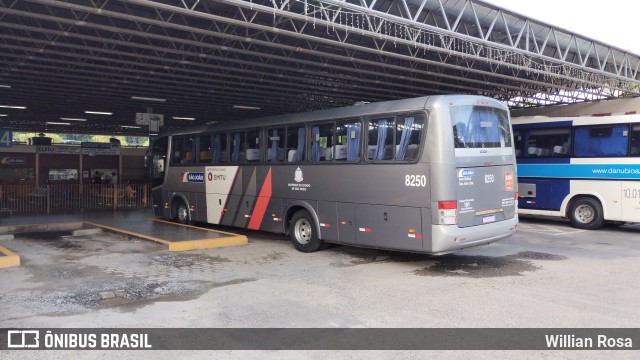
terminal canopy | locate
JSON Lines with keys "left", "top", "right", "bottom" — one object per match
{"left": 0, "top": 0, "right": 638, "bottom": 135}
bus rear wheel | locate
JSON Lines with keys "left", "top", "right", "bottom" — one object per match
{"left": 569, "top": 197, "right": 604, "bottom": 230}
{"left": 174, "top": 200, "right": 190, "bottom": 224}
{"left": 290, "top": 210, "right": 325, "bottom": 253}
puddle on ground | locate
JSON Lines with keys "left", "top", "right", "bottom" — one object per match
{"left": 329, "top": 247, "right": 566, "bottom": 278}
{"left": 329, "top": 246, "right": 427, "bottom": 267}
{"left": 414, "top": 251, "right": 567, "bottom": 278}
{"left": 150, "top": 253, "right": 230, "bottom": 268}
{"left": 4, "top": 272, "right": 258, "bottom": 318}
{"left": 16, "top": 231, "right": 82, "bottom": 250}
{"left": 102, "top": 278, "right": 258, "bottom": 313}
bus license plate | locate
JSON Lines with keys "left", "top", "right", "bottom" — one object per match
{"left": 482, "top": 214, "right": 496, "bottom": 223}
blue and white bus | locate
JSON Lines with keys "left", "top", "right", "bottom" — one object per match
{"left": 513, "top": 114, "right": 640, "bottom": 229}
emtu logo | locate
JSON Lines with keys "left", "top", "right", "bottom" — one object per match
{"left": 7, "top": 330, "right": 40, "bottom": 348}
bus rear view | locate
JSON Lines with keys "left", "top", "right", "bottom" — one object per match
{"left": 429, "top": 97, "right": 518, "bottom": 254}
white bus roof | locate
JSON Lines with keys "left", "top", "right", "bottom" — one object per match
{"left": 513, "top": 113, "right": 640, "bottom": 126}
{"left": 511, "top": 97, "right": 640, "bottom": 118}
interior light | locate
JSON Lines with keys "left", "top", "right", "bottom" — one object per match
{"left": 46, "top": 122, "right": 71, "bottom": 125}
{"left": 233, "top": 105, "right": 261, "bottom": 110}
{"left": 121, "top": 125, "right": 141, "bottom": 129}
{"left": 131, "top": 96, "right": 166, "bottom": 102}
{"left": 0, "top": 105, "right": 27, "bottom": 109}
{"left": 173, "top": 117, "right": 195, "bottom": 120}
{"left": 0, "top": 85, "right": 11, "bottom": 89}
{"left": 84, "top": 111, "right": 113, "bottom": 115}
{"left": 60, "top": 117, "right": 87, "bottom": 121}
{"left": 0, "top": 114, "right": 8, "bottom": 117}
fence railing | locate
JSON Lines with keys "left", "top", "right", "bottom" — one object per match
{"left": 0, "top": 184, "right": 149, "bottom": 214}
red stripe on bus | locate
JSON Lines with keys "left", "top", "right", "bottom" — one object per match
{"left": 248, "top": 167, "right": 273, "bottom": 230}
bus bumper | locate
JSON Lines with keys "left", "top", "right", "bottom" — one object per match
{"left": 429, "top": 215, "right": 518, "bottom": 254}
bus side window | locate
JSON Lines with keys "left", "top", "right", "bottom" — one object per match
{"left": 246, "top": 129, "right": 262, "bottom": 162}
{"left": 212, "top": 133, "right": 228, "bottom": 163}
{"left": 230, "top": 131, "right": 246, "bottom": 163}
{"left": 574, "top": 125, "right": 628, "bottom": 157}
{"left": 525, "top": 128, "right": 570, "bottom": 157}
{"left": 267, "top": 127, "right": 285, "bottom": 163}
{"left": 183, "top": 135, "right": 196, "bottom": 165}
{"left": 310, "top": 123, "right": 334, "bottom": 162}
{"left": 171, "top": 136, "right": 184, "bottom": 165}
{"left": 198, "top": 134, "right": 212, "bottom": 163}
{"left": 336, "top": 120, "right": 361, "bottom": 161}
{"left": 630, "top": 124, "right": 640, "bottom": 156}
{"left": 368, "top": 118, "right": 394, "bottom": 161}
{"left": 286, "top": 125, "right": 305, "bottom": 163}
{"left": 395, "top": 114, "right": 424, "bottom": 161}
{"left": 513, "top": 130, "right": 522, "bottom": 157}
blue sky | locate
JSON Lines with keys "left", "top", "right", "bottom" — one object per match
{"left": 483, "top": 0, "right": 639, "bottom": 54}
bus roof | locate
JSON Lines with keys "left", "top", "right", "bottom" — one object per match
{"left": 513, "top": 113, "right": 640, "bottom": 126}
{"left": 166, "top": 95, "right": 507, "bottom": 137}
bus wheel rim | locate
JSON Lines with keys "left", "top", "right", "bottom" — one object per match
{"left": 294, "top": 219, "right": 312, "bottom": 245}
{"left": 178, "top": 205, "right": 188, "bottom": 222}
{"left": 574, "top": 204, "right": 594, "bottom": 223}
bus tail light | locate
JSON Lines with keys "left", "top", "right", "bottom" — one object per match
{"left": 514, "top": 192, "right": 519, "bottom": 211}
{"left": 438, "top": 200, "right": 457, "bottom": 225}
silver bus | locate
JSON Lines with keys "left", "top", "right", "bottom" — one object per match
{"left": 149, "top": 95, "right": 518, "bottom": 254}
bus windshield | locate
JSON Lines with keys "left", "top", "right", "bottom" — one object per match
{"left": 451, "top": 105, "right": 511, "bottom": 148}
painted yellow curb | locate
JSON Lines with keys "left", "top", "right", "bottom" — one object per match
{"left": 0, "top": 221, "right": 84, "bottom": 235}
{"left": 168, "top": 235, "right": 248, "bottom": 251}
{"left": 147, "top": 217, "right": 242, "bottom": 236}
{"left": 148, "top": 217, "right": 249, "bottom": 251}
{"left": 83, "top": 221, "right": 171, "bottom": 246}
{"left": 84, "top": 220, "right": 248, "bottom": 252}
{"left": 0, "top": 245, "right": 20, "bottom": 268}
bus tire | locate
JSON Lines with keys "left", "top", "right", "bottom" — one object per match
{"left": 568, "top": 197, "right": 605, "bottom": 230}
{"left": 290, "top": 210, "right": 325, "bottom": 253}
{"left": 174, "top": 200, "right": 190, "bottom": 224}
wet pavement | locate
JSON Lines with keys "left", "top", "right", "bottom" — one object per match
{"left": 0, "top": 209, "right": 247, "bottom": 252}
{"left": 414, "top": 251, "right": 567, "bottom": 278}
{"left": 0, "top": 214, "right": 639, "bottom": 359}
{"left": 0, "top": 229, "right": 245, "bottom": 318}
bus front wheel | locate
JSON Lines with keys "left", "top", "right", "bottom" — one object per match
{"left": 569, "top": 197, "right": 605, "bottom": 230}
{"left": 290, "top": 210, "right": 325, "bottom": 253}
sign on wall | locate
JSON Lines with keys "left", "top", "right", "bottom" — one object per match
{"left": 0, "top": 129, "right": 12, "bottom": 147}
{"left": 135, "top": 113, "right": 164, "bottom": 126}
{"left": 36, "top": 145, "right": 120, "bottom": 155}
{"left": 1, "top": 157, "right": 25, "bottom": 165}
